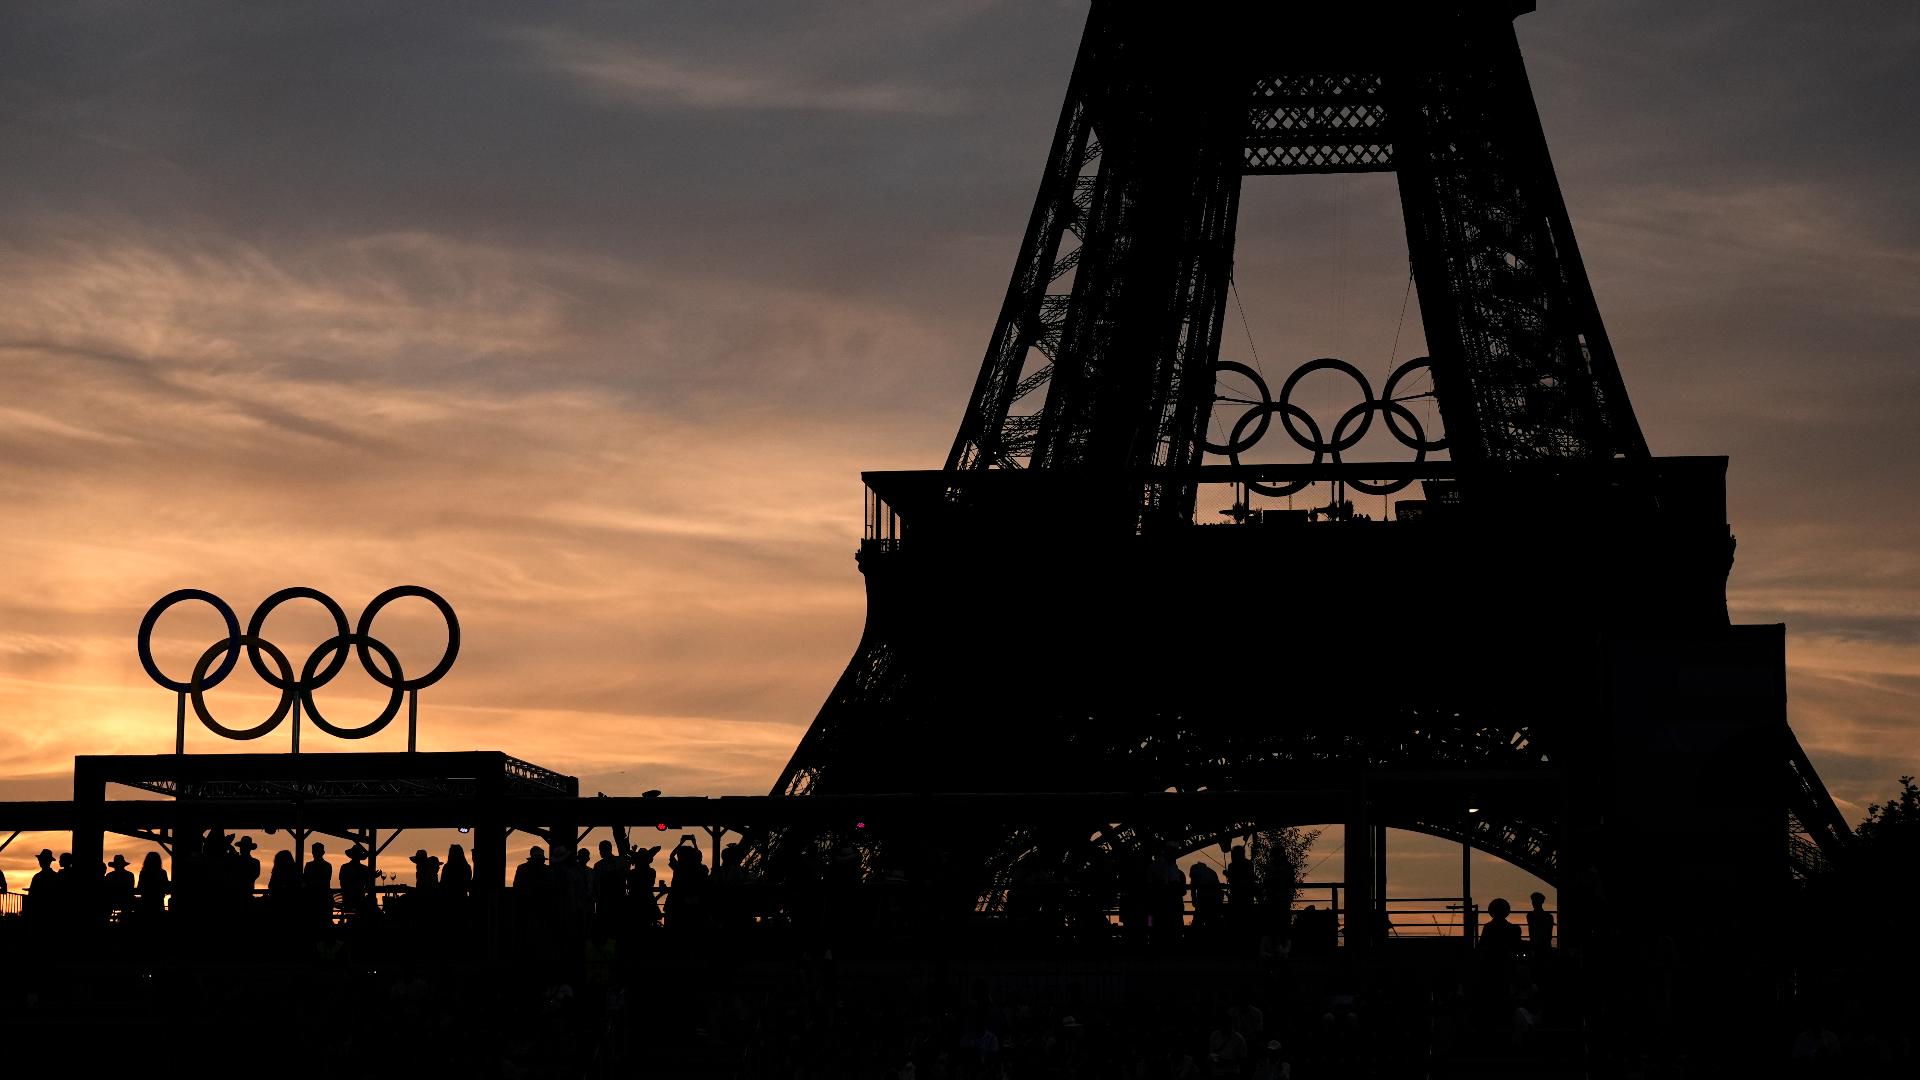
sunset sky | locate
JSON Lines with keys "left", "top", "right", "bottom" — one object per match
{"left": 2, "top": 2, "right": 1917, "bottom": 897}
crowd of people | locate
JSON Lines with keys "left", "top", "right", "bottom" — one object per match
{"left": 8, "top": 832, "right": 1912, "bottom": 1075}
{"left": 12, "top": 830, "right": 486, "bottom": 934}
{"left": 6, "top": 829, "right": 785, "bottom": 947}
{"left": 7, "top": 832, "right": 1564, "bottom": 964}
{"left": 57, "top": 833, "right": 1862, "bottom": 1074}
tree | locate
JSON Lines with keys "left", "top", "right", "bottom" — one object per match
{"left": 1845, "top": 775, "right": 1920, "bottom": 926}
{"left": 1793, "top": 776, "right": 1920, "bottom": 1036}
{"left": 1855, "top": 775, "right": 1920, "bottom": 848}
{"left": 1248, "top": 826, "right": 1320, "bottom": 912}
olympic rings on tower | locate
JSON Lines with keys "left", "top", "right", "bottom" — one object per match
{"left": 1209, "top": 356, "right": 1447, "bottom": 496}
{"left": 136, "top": 587, "right": 459, "bottom": 742}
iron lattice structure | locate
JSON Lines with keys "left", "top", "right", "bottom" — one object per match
{"left": 946, "top": 0, "right": 1644, "bottom": 521}
{"left": 771, "top": 0, "right": 1845, "bottom": 909}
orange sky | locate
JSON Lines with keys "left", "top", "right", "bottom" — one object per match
{"left": 2, "top": 2, "right": 1917, "bottom": 899}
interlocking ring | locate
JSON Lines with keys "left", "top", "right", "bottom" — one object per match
{"left": 358, "top": 586, "right": 460, "bottom": 691}
{"left": 301, "top": 633, "right": 405, "bottom": 739}
{"left": 1203, "top": 361, "right": 1272, "bottom": 456}
{"left": 190, "top": 634, "right": 295, "bottom": 740}
{"left": 247, "top": 587, "right": 350, "bottom": 691}
{"left": 1209, "top": 356, "right": 1447, "bottom": 496}
{"left": 139, "top": 590, "right": 241, "bottom": 693}
{"left": 137, "top": 587, "right": 459, "bottom": 742}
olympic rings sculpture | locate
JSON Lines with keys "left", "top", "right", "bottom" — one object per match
{"left": 1207, "top": 356, "right": 1448, "bottom": 496}
{"left": 137, "top": 586, "right": 459, "bottom": 742}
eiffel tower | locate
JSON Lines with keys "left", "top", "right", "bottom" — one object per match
{"left": 771, "top": 0, "right": 1846, "bottom": 960}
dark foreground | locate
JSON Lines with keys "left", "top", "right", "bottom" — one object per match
{"left": 6, "top": 917, "right": 1900, "bottom": 1080}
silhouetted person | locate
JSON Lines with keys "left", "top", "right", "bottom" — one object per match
{"left": 593, "top": 840, "right": 626, "bottom": 936}
{"left": 202, "top": 831, "right": 238, "bottom": 917}
{"left": 513, "top": 846, "right": 551, "bottom": 944}
{"left": 339, "top": 844, "right": 375, "bottom": 922}
{"left": 304, "top": 842, "right": 334, "bottom": 929}
{"left": 1294, "top": 904, "right": 1335, "bottom": 957}
{"left": 267, "top": 849, "right": 298, "bottom": 926}
{"left": 1481, "top": 896, "right": 1521, "bottom": 956}
{"left": 627, "top": 846, "right": 661, "bottom": 930}
{"left": 1526, "top": 891, "right": 1553, "bottom": 957}
{"left": 1150, "top": 849, "right": 1185, "bottom": 943}
{"left": 513, "top": 846, "right": 550, "bottom": 892}
{"left": 409, "top": 849, "right": 439, "bottom": 891}
{"left": 1477, "top": 896, "right": 1523, "bottom": 1024}
{"left": 137, "top": 851, "right": 168, "bottom": 923}
{"left": 441, "top": 844, "right": 472, "bottom": 901}
{"left": 25, "top": 848, "right": 57, "bottom": 923}
{"left": 104, "top": 854, "right": 136, "bottom": 918}
{"left": 54, "top": 851, "right": 86, "bottom": 929}
{"left": 1191, "top": 860, "right": 1224, "bottom": 936}
{"left": 1226, "top": 845, "right": 1254, "bottom": 930}
{"left": 665, "top": 839, "right": 709, "bottom": 932}
{"left": 234, "top": 835, "right": 262, "bottom": 897}
{"left": 560, "top": 847, "right": 593, "bottom": 937}
{"left": 712, "top": 842, "right": 749, "bottom": 932}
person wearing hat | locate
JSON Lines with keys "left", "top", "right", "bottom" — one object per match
{"left": 627, "top": 846, "right": 662, "bottom": 930}
{"left": 512, "top": 846, "right": 551, "bottom": 944}
{"left": 339, "top": 843, "right": 375, "bottom": 922}
{"left": 401, "top": 848, "right": 439, "bottom": 927}
{"left": 513, "top": 845, "right": 549, "bottom": 892}
{"left": 104, "top": 854, "right": 137, "bottom": 916}
{"left": 409, "top": 849, "right": 440, "bottom": 892}
{"left": 25, "top": 848, "right": 58, "bottom": 922}
{"left": 234, "top": 835, "right": 262, "bottom": 895}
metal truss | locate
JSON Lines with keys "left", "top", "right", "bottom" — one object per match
{"left": 777, "top": 1, "right": 1841, "bottom": 920}
{"left": 946, "top": 2, "right": 1646, "bottom": 528}
{"left": 1245, "top": 73, "right": 1392, "bottom": 174}
{"left": 102, "top": 752, "right": 578, "bottom": 803}
{"left": 1783, "top": 727, "right": 1851, "bottom": 878}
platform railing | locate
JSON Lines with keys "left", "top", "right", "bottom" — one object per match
{"left": 19, "top": 877, "right": 1555, "bottom": 949}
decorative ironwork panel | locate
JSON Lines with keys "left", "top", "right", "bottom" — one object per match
{"left": 1244, "top": 72, "right": 1393, "bottom": 175}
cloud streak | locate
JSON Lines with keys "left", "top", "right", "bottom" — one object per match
{"left": 507, "top": 26, "right": 960, "bottom": 116}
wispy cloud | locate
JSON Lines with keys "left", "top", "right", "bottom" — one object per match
{"left": 1583, "top": 182, "right": 1920, "bottom": 327}
{"left": 0, "top": 222, "right": 938, "bottom": 847}
{"left": 505, "top": 25, "right": 958, "bottom": 115}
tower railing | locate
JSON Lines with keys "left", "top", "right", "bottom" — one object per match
{"left": 862, "top": 456, "right": 1731, "bottom": 544}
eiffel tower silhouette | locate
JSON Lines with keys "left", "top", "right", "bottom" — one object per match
{"left": 772, "top": 0, "right": 1846, "bottom": 976}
